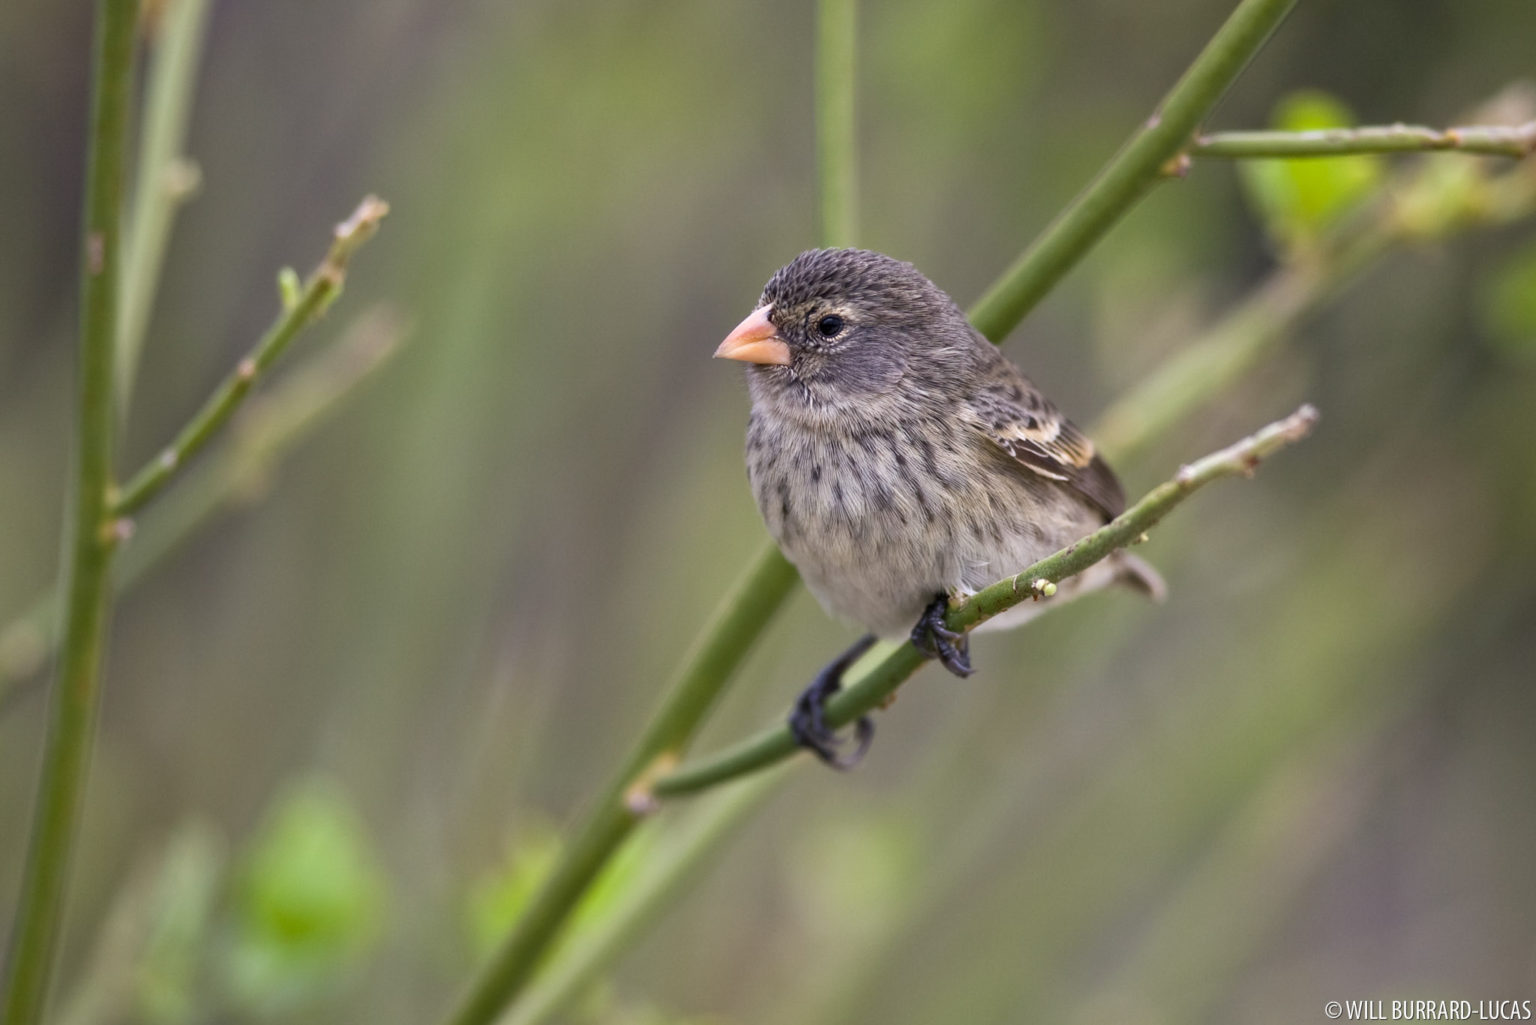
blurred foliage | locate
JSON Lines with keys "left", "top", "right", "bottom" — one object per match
{"left": 131, "top": 824, "right": 222, "bottom": 1025}
{"left": 1478, "top": 239, "right": 1536, "bottom": 360}
{"left": 2, "top": 0, "right": 1535, "bottom": 1023}
{"left": 52, "top": 822, "right": 223, "bottom": 1025}
{"left": 222, "top": 779, "right": 386, "bottom": 1014}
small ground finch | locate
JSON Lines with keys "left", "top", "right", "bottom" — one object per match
{"left": 715, "top": 248, "right": 1161, "bottom": 767}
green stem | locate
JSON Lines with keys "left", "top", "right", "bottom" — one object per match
{"left": 1189, "top": 120, "right": 1536, "bottom": 159}
{"left": 1, "top": 1, "right": 139, "bottom": 1021}
{"left": 651, "top": 406, "right": 1319, "bottom": 799}
{"left": 112, "top": 196, "right": 389, "bottom": 518}
{"left": 439, "top": 549, "right": 800, "bottom": 1025}
{"left": 968, "top": 0, "right": 1298, "bottom": 342}
{"left": 117, "top": 0, "right": 214, "bottom": 412}
{"left": 816, "top": 0, "right": 857, "bottom": 247}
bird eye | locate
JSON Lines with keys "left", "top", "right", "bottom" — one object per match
{"left": 816, "top": 314, "right": 844, "bottom": 337}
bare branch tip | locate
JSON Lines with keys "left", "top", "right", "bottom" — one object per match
{"left": 335, "top": 195, "right": 391, "bottom": 242}
{"left": 1284, "top": 403, "right": 1321, "bottom": 437}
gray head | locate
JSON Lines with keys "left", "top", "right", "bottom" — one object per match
{"left": 714, "top": 249, "right": 981, "bottom": 422}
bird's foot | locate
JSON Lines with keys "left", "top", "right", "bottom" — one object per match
{"left": 910, "top": 592, "right": 973, "bottom": 677}
{"left": 788, "top": 634, "right": 877, "bottom": 770}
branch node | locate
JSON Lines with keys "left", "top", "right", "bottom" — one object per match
{"left": 624, "top": 751, "right": 680, "bottom": 817}
{"left": 99, "top": 517, "right": 135, "bottom": 547}
{"left": 87, "top": 232, "right": 105, "bottom": 275}
{"left": 1030, "top": 578, "right": 1057, "bottom": 599}
{"left": 1161, "top": 152, "right": 1193, "bottom": 178}
{"left": 164, "top": 158, "right": 202, "bottom": 200}
{"left": 236, "top": 357, "right": 258, "bottom": 382}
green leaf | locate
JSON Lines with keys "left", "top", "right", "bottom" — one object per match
{"left": 1238, "top": 90, "right": 1385, "bottom": 254}
{"left": 222, "top": 777, "right": 387, "bottom": 1013}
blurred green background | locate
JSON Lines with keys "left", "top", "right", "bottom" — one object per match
{"left": 3, "top": 0, "right": 1536, "bottom": 1022}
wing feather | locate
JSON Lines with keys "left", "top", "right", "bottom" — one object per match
{"left": 965, "top": 351, "right": 1125, "bottom": 520}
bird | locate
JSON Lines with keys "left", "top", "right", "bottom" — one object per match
{"left": 714, "top": 248, "right": 1163, "bottom": 768}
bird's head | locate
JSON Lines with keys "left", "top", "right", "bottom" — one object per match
{"left": 714, "top": 248, "right": 978, "bottom": 423}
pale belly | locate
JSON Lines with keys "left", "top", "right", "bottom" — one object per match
{"left": 746, "top": 413, "right": 1101, "bottom": 638}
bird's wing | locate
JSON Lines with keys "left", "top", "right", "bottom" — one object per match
{"left": 963, "top": 352, "right": 1126, "bottom": 521}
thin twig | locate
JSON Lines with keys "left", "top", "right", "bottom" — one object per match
{"left": 117, "top": 0, "right": 213, "bottom": 411}
{"left": 1188, "top": 120, "right": 1536, "bottom": 160}
{"left": 650, "top": 406, "right": 1320, "bottom": 799}
{"left": 112, "top": 196, "right": 389, "bottom": 518}
{"left": 1, "top": 1, "right": 139, "bottom": 1020}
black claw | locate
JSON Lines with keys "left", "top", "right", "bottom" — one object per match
{"left": 910, "top": 593, "right": 974, "bottom": 678}
{"left": 788, "top": 634, "right": 878, "bottom": 770}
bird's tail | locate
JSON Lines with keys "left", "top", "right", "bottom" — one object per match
{"left": 1111, "top": 550, "right": 1167, "bottom": 602}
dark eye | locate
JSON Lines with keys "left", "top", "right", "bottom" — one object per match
{"left": 816, "top": 314, "right": 844, "bottom": 337}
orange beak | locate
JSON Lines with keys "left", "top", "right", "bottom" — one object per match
{"left": 714, "top": 305, "right": 791, "bottom": 366}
